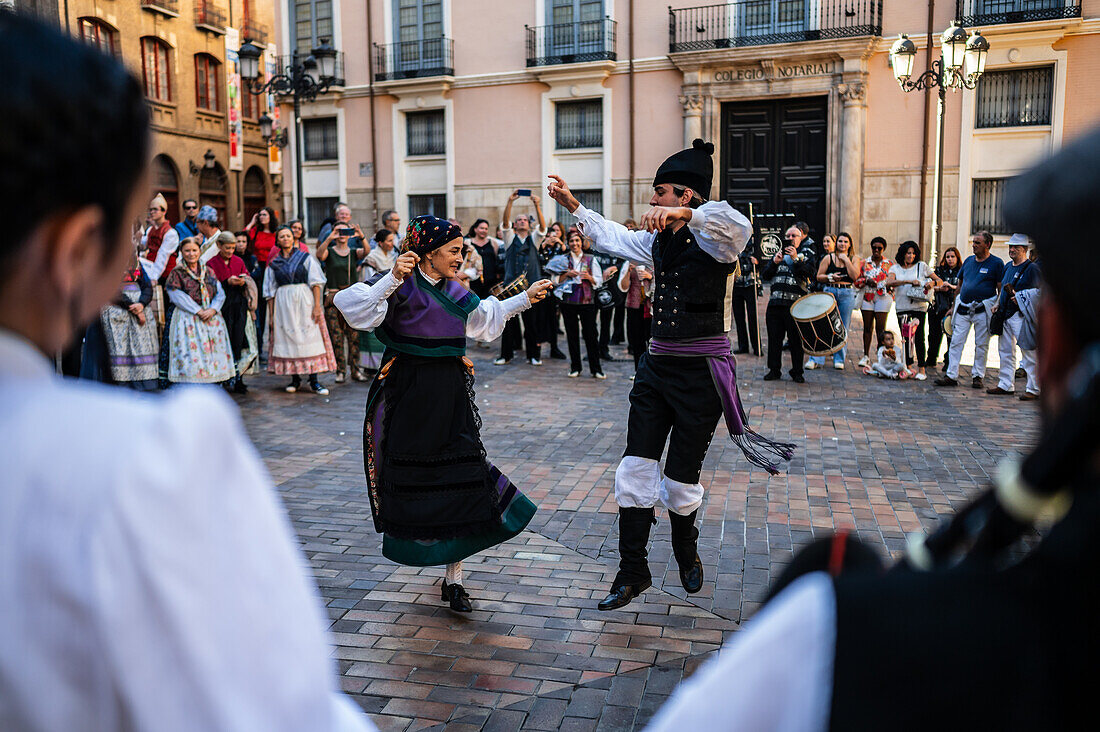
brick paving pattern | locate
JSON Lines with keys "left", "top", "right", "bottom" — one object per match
{"left": 237, "top": 316, "right": 1039, "bottom": 731}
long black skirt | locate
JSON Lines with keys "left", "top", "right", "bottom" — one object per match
{"left": 363, "top": 351, "right": 536, "bottom": 566}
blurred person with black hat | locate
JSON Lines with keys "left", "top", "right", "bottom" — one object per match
{"left": 549, "top": 140, "right": 794, "bottom": 612}
{"left": 646, "top": 123, "right": 1100, "bottom": 731}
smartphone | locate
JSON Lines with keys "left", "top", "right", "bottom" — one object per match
{"left": 338, "top": 227, "right": 355, "bottom": 236}
{"left": 516, "top": 189, "right": 532, "bottom": 197}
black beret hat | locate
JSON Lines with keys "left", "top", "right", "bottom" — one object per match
{"left": 653, "top": 138, "right": 714, "bottom": 200}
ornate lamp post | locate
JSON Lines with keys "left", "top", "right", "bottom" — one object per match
{"left": 238, "top": 37, "right": 340, "bottom": 222}
{"left": 890, "top": 22, "right": 989, "bottom": 264}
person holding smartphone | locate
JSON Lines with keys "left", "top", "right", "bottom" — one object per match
{"left": 318, "top": 223, "right": 368, "bottom": 383}
{"left": 495, "top": 189, "right": 547, "bottom": 365}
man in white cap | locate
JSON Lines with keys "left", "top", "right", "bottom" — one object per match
{"left": 935, "top": 230, "right": 1005, "bottom": 388}
{"left": 987, "top": 232, "right": 1041, "bottom": 399}
{"left": 141, "top": 192, "right": 179, "bottom": 282}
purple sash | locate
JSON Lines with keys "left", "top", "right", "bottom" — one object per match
{"left": 649, "top": 336, "right": 796, "bottom": 474}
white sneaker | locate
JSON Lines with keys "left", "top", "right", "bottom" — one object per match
{"left": 568, "top": 370, "right": 580, "bottom": 378}
{"left": 493, "top": 357, "right": 509, "bottom": 366}
{"left": 833, "top": 362, "right": 845, "bottom": 370}
{"left": 310, "top": 383, "right": 329, "bottom": 396}
{"left": 530, "top": 358, "right": 542, "bottom": 366}
{"left": 284, "top": 383, "right": 298, "bottom": 393}
{"left": 858, "top": 356, "right": 870, "bottom": 368}
{"left": 593, "top": 372, "right": 607, "bottom": 380}
{"left": 915, "top": 372, "right": 927, "bottom": 381}
{"left": 335, "top": 372, "right": 346, "bottom": 384}
{"left": 804, "top": 360, "right": 818, "bottom": 370}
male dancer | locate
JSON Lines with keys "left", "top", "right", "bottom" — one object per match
{"left": 549, "top": 139, "right": 794, "bottom": 610}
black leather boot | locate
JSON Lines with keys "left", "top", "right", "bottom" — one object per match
{"left": 598, "top": 507, "right": 655, "bottom": 611}
{"left": 668, "top": 509, "right": 704, "bottom": 594}
{"left": 441, "top": 580, "right": 473, "bottom": 613}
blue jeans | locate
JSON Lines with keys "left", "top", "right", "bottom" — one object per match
{"left": 811, "top": 287, "right": 856, "bottom": 365}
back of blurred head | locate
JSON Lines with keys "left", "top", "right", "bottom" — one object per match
{"left": 0, "top": 10, "right": 150, "bottom": 356}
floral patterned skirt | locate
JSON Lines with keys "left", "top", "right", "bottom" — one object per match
{"left": 167, "top": 309, "right": 236, "bottom": 383}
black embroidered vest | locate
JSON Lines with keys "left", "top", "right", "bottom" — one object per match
{"left": 649, "top": 224, "right": 736, "bottom": 339}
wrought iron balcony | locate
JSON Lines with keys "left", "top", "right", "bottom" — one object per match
{"left": 242, "top": 18, "right": 269, "bottom": 45}
{"left": 373, "top": 38, "right": 454, "bottom": 81}
{"left": 955, "top": 0, "right": 1080, "bottom": 27}
{"left": 141, "top": 0, "right": 178, "bottom": 17}
{"left": 669, "top": 0, "right": 882, "bottom": 53}
{"left": 194, "top": 1, "right": 226, "bottom": 34}
{"left": 526, "top": 17, "right": 616, "bottom": 67}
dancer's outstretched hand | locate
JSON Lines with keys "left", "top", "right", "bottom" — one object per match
{"left": 547, "top": 175, "right": 580, "bottom": 213}
{"left": 525, "top": 279, "right": 554, "bottom": 303}
{"left": 392, "top": 251, "right": 419, "bottom": 281}
{"left": 640, "top": 206, "right": 692, "bottom": 233}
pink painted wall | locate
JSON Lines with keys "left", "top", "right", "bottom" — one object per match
{"left": 342, "top": 95, "right": 396, "bottom": 188}
{"left": 1056, "top": 32, "right": 1100, "bottom": 144}
{"left": 882, "top": 1, "right": 956, "bottom": 39}
{"left": 451, "top": 0, "right": 534, "bottom": 76}
{"left": 607, "top": 69, "right": 686, "bottom": 179}
{"left": 452, "top": 82, "right": 545, "bottom": 185}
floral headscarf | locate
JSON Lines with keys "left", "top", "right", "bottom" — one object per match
{"left": 402, "top": 215, "right": 461, "bottom": 257}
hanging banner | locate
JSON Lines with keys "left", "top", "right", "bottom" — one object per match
{"left": 266, "top": 43, "right": 282, "bottom": 176}
{"left": 225, "top": 27, "right": 244, "bottom": 172}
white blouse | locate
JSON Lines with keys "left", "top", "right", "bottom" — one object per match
{"left": 262, "top": 253, "right": 327, "bottom": 299}
{"left": 572, "top": 201, "right": 752, "bottom": 267}
{"left": 334, "top": 270, "right": 531, "bottom": 343}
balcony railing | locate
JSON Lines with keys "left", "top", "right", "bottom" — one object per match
{"left": 194, "top": 1, "right": 226, "bottom": 34}
{"left": 373, "top": 38, "right": 454, "bottom": 81}
{"left": 669, "top": 1, "right": 882, "bottom": 53}
{"left": 273, "top": 51, "right": 346, "bottom": 88}
{"left": 526, "top": 17, "right": 617, "bottom": 67}
{"left": 242, "top": 18, "right": 269, "bottom": 45}
{"left": 141, "top": 0, "right": 178, "bottom": 16}
{"left": 955, "top": 0, "right": 1080, "bottom": 27}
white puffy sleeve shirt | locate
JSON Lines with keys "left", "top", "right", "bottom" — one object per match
{"left": 572, "top": 201, "right": 753, "bottom": 266}
{"left": 0, "top": 330, "right": 375, "bottom": 732}
{"left": 334, "top": 271, "right": 532, "bottom": 342}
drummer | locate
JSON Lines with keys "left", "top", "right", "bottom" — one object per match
{"left": 761, "top": 226, "right": 818, "bottom": 382}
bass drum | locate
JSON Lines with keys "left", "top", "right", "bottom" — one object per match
{"left": 790, "top": 292, "right": 847, "bottom": 357}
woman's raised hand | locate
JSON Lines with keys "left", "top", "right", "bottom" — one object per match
{"left": 392, "top": 251, "right": 420, "bottom": 281}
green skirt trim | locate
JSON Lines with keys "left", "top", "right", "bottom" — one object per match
{"left": 381, "top": 492, "right": 537, "bottom": 567}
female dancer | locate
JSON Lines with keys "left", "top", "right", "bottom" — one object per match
{"left": 164, "top": 238, "right": 236, "bottom": 384}
{"left": 335, "top": 215, "right": 553, "bottom": 612}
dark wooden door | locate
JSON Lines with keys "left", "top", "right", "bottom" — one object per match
{"left": 721, "top": 96, "right": 827, "bottom": 243}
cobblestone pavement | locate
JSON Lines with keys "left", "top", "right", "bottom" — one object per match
{"left": 237, "top": 315, "right": 1039, "bottom": 731}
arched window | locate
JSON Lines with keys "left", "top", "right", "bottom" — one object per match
{"left": 195, "top": 54, "right": 222, "bottom": 112}
{"left": 152, "top": 155, "right": 181, "bottom": 223}
{"left": 243, "top": 166, "right": 268, "bottom": 224}
{"left": 141, "top": 37, "right": 172, "bottom": 102}
{"left": 199, "top": 163, "right": 228, "bottom": 227}
{"left": 78, "top": 17, "right": 119, "bottom": 58}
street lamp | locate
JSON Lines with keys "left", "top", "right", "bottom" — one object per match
{"left": 890, "top": 24, "right": 991, "bottom": 265}
{"left": 238, "top": 37, "right": 341, "bottom": 222}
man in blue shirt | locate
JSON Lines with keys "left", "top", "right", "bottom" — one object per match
{"left": 174, "top": 199, "right": 199, "bottom": 240}
{"left": 935, "top": 230, "right": 1005, "bottom": 388}
{"left": 988, "top": 233, "right": 1041, "bottom": 398}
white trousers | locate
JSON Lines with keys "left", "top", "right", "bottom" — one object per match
{"left": 614, "top": 456, "right": 703, "bottom": 516}
{"left": 998, "top": 312, "right": 1039, "bottom": 394}
{"left": 946, "top": 302, "right": 992, "bottom": 380}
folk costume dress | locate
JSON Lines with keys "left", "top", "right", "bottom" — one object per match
{"left": 334, "top": 217, "right": 537, "bottom": 574}
{"left": 263, "top": 248, "right": 337, "bottom": 376}
{"left": 164, "top": 261, "right": 236, "bottom": 384}
{"left": 208, "top": 252, "right": 259, "bottom": 379}
{"left": 81, "top": 265, "right": 160, "bottom": 391}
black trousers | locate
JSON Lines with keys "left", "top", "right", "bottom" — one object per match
{"left": 896, "top": 309, "right": 928, "bottom": 368}
{"left": 612, "top": 301, "right": 626, "bottom": 344}
{"left": 927, "top": 309, "right": 951, "bottom": 371}
{"left": 766, "top": 300, "right": 804, "bottom": 377}
{"left": 254, "top": 262, "right": 267, "bottom": 356}
{"left": 598, "top": 304, "right": 614, "bottom": 353}
{"left": 500, "top": 309, "right": 540, "bottom": 361}
{"left": 560, "top": 302, "right": 601, "bottom": 374}
{"left": 626, "top": 307, "right": 651, "bottom": 370}
{"left": 625, "top": 352, "right": 723, "bottom": 485}
{"left": 534, "top": 296, "right": 560, "bottom": 352}
{"left": 732, "top": 286, "right": 760, "bottom": 354}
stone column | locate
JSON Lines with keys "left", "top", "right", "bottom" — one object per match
{"left": 837, "top": 81, "right": 866, "bottom": 245}
{"left": 679, "top": 93, "right": 704, "bottom": 147}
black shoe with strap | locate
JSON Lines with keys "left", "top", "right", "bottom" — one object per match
{"left": 441, "top": 580, "right": 473, "bottom": 613}
{"left": 668, "top": 509, "right": 704, "bottom": 594}
{"left": 598, "top": 507, "right": 655, "bottom": 611}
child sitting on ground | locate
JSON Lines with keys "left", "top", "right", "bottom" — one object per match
{"left": 870, "top": 331, "right": 906, "bottom": 379}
